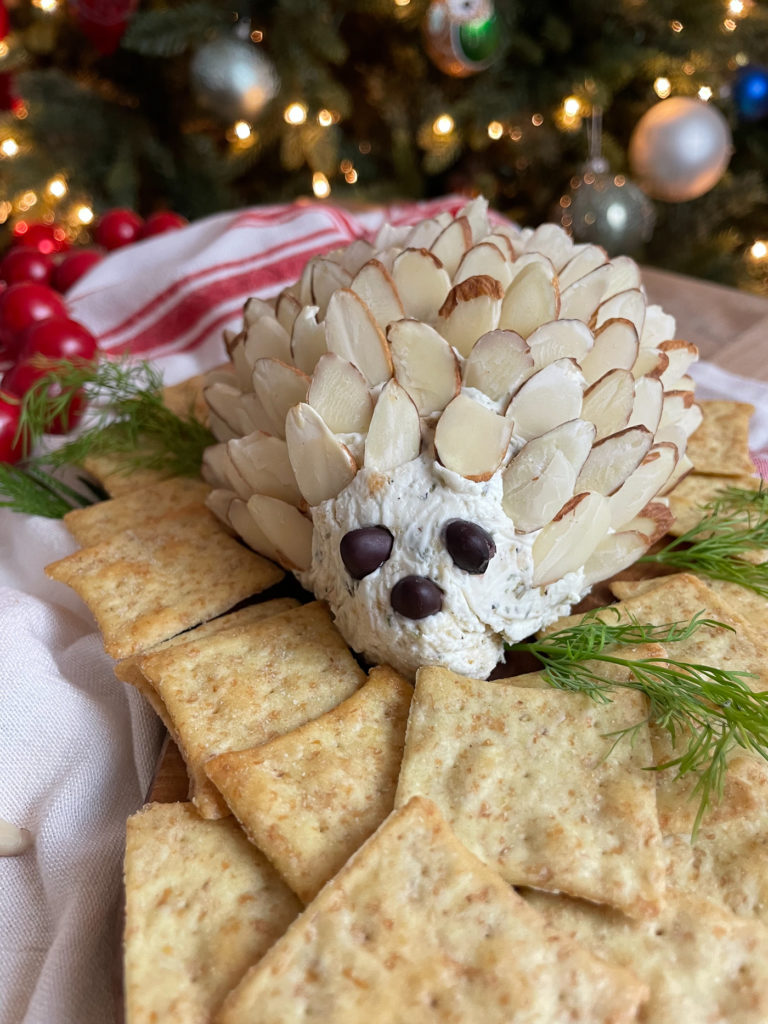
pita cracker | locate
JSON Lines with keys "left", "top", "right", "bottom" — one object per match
{"left": 140, "top": 602, "right": 365, "bottom": 819}
{"left": 667, "top": 470, "right": 759, "bottom": 536}
{"left": 162, "top": 373, "right": 210, "bottom": 424}
{"left": 45, "top": 504, "right": 283, "bottom": 660}
{"left": 124, "top": 802, "right": 300, "bottom": 1024}
{"left": 685, "top": 400, "right": 755, "bottom": 477}
{"left": 217, "top": 797, "right": 647, "bottom": 1024}
{"left": 525, "top": 887, "right": 768, "bottom": 1024}
{"left": 395, "top": 665, "right": 665, "bottom": 918}
{"left": 63, "top": 476, "right": 212, "bottom": 547}
{"left": 206, "top": 665, "right": 412, "bottom": 903}
{"left": 81, "top": 452, "right": 174, "bottom": 496}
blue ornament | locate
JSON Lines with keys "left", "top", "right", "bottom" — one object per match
{"left": 733, "top": 66, "right": 768, "bottom": 122}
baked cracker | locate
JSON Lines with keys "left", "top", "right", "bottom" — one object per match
{"left": 667, "top": 470, "right": 759, "bottom": 536}
{"left": 140, "top": 602, "right": 365, "bottom": 819}
{"left": 124, "top": 802, "right": 300, "bottom": 1024}
{"left": 685, "top": 399, "right": 755, "bottom": 477}
{"left": 45, "top": 504, "right": 283, "bottom": 660}
{"left": 81, "top": 452, "right": 174, "bottom": 496}
{"left": 216, "top": 797, "right": 647, "bottom": 1024}
{"left": 395, "top": 665, "right": 665, "bottom": 919}
{"left": 205, "top": 665, "right": 412, "bottom": 903}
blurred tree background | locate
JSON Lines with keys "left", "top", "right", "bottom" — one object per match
{"left": 1, "top": 0, "right": 768, "bottom": 290}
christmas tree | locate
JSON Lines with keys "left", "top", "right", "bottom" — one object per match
{"left": 1, "top": 0, "right": 768, "bottom": 291}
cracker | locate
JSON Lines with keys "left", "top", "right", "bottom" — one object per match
{"left": 63, "top": 476, "right": 212, "bottom": 547}
{"left": 217, "top": 797, "right": 647, "bottom": 1024}
{"left": 667, "top": 471, "right": 759, "bottom": 536}
{"left": 140, "top": 602, "right": 365, "bottom": 819}
{"left": 81, "top": 452, "right": 174, "bottom": 496}
{"left": 394, "top": 665, "right": 665, "bottom": 918}
{"left": 162, "top": 373, "right": 210, "bottom": 425}
{"left": 45, "top": 504, "right": 283, "bottom": 660}
{"left": 525, "top": 888, "right": 768, "bottom": 1024}
{"left": 124, "top": 802, "right": 300, "bottom": 1024}
{"left": 685, "top": 399, "right": 755, "bottom": 477}
{"left": 205, "top": 665, "right": 412, "bottom": 903}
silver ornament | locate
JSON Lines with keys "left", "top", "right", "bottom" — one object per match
{"left": 628, "top": 97, "right": 733, "bottom": 203}
{"left": 563, "top": 165, "right": 656, "bottom": 256}
{"left": 190, "top": 35, "right": 280, "bottom": 123}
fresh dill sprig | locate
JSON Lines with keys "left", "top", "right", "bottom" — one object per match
{"left": 508, "top": 609, "right": 768, "bottom": 835}
{"left": 0, "top": 463, "right": 98, "bottom": 518}
{"left": 641, "top": 485, "right": 768, "bottom": 597}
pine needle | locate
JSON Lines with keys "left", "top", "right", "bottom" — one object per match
{"left": 508, "top": 609, "right": 768, "bottom": 836}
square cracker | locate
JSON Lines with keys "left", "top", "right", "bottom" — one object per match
{"left": 205, "top": 664, "right": 412, "bottom": 903}
{"left": 140, "top": 602, "right": 365, "bottom": 819}
{"left": 45, "top": 504, "right": 283, "bottom": 659}
{"left": 667, "top": 471, "right": 759, "bottom": 536}
{"left": 124, "top": 802, "right": 300, "bottom": 1024}
{"left": 395, "top": 665, "right": 665, "bottom": 919}
{"left": 63, "top": 475, "right": 212, "bottom": 547}
{"left": 524, "top": 887, "right": 768, "bottom": 1024}
{"left": 81, "top": 452, "right": 174, "bottom": 496}
{"left": 216, "top": 797, "right": 647, "bottom": 1024}
{"left": 115, "top": 598, "right": 299, "bottom": 813}
{"left": 685, "top": 400, "right": 755, "bottom": 477}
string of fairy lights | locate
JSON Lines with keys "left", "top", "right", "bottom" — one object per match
{"left": 0, "top": 0, "right": 766, "bottom": 272}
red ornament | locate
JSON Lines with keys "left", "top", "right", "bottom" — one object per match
{"left": 139, "top": 211, "right": 188, "bottom": 238}
{"left": 13, "top": 222, "right": 71, "bottom": 255}
{"left": 0, "top": 72, "right": 17, "bottom": 113}
{"left": 19, "top": 317, "right": 99, "bottom": 363}
{"left": 0, "top": 248, "right": 54, "bottom": 287}
{"left": 2, "top": 362, "right": 86, "bottom": 434}
{"left": 71, "top": 0, "right": 139, "bottom": 55}
{"left": 51, "top": 249, "right": 104, "bottom": 293}
{"left": 94, "top": 208, "right": 144, "bottom": 251}
{"left": 0, "top": 282, "right": 68, "bottom": 359}
{"left": 0, "top": 393, "right": 24, "bottom": 464}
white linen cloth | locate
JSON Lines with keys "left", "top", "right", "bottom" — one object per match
{"left": 1, "top": 200, "right": 767, "bottom": 1024}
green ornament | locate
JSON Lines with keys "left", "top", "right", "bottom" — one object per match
{"left": 423, "top": 0, "right": 501, "bottom": 78}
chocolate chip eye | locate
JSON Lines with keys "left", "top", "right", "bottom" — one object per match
{"left": 391, "top": 576, "right": 443, "bottom": 619}
{"left": 340, "top": 526, "right": 394, "bottom": 580}
{"left": 444, "top": 519, "right": 496, "bottom": 574}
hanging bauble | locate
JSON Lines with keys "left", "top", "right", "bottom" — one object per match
{"left": 190, "top": 34, "right": 280, "bottom": 123}
{"left": 423, "top": 0, "right": 501, "bottom": 78}
{"left": 733, "top": 66, "right": 768, "bottom": 122}
{"left": 563, "top": 161, "right": 656, "bottom": 256}
{"left": 628, "top": 97, "right": 732, "bottom": 203}
{"left": 69, "top": 0, "right": 139, "bottom": 54}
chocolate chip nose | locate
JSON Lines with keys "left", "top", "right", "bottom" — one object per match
{"left": 390, "top": 575, "right": 443, "bottom": 620}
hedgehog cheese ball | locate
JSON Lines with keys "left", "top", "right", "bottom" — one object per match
{"left": 202, "top": 199, "right": 701, "bottom": 678}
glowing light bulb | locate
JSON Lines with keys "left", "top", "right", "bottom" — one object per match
{"left": 724, "top": 17, "right": 737, "bottom": 30}
{"left": 433, "top": 114, "right": 454, "bottom": 136}
{"left": 487, "top": 120, "right": 503, "bottom": 140}
{"left": 284, "top": 102, "right": 308, "bottom": 125}
{"left": 670, "top": 19, "right": 683, "bottom": 31}
{"left": 312, "top": 172, "right": 331, "bottom": 198}
{"left": 47, "top": 176, "right": 67, "bottom": 198}
{"left": 698, "top": 85, "right": 713, "bottom": 101}
{"left": 250, "top": 29, "right": 263, "bottom": 42}
{"left": 654, "top": 77, "right": 672, "bottom": 99}
{"left": 728, "top": 0, "right": 744, "bottom": 14}
{"left": 0, "top": 40, "right": 9, "bottom": 58}
{"left": 317, "top": 109, "right": 333, "bottom": 127}
{"left": 531, "top": 112, "right": 543, "bottom": 126}
{"left": 750, "top": 240, "right": 768, "bottom": 260}
{"left": 394, "top": 0, "right": 411, "bottom": 6}
{"left": 233, "top": 120, "right": 252, "bottom": 139}
{"left": 76, "top": 204, "right": 94, "bottom": 225}
{"left": 345, "top": 169, "right": 358, "bottom": 184}
{"left": 33, "top": 0, "right": 59, "bottom": 10}
{"left": 563, "top": 96, "right": 581, "bottom": 117}
{"left": 0, "top": 138, "right": 19, "bottom": 157}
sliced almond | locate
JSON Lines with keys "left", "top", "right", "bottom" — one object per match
{"left": 243, "top": 316, "right": 292, "bottom": 365}
{"left": 206, "top": 487, "right": 238, "bottom": 527}
{"left": 275, "top": 290, "right": 302, "bottom": 336}
{"left": 228, "top": 496, "right": 283, "bottom": 565}
{"left": 580, "top": 318, "right": 639, "bottom": 385}
{"left": 222, "top": 327, "right": 238, "bottom": 354}
{"left": 454, "top": 242, "right": 513, "bottom": 288}
{"left": 310, "top": 258, "right": 353, "bottom": 318}
{"left": 372, "top": 246, "right": 401, "bottom": 274}
{"left": 434, "top": 393, "right": 513, "bottom": 481}
{"left": 593, "top": 288, "right": 646, "bottom": 337}
{"left": 285, "top": 402, "right": 358, "bottom": 506}
{"left": 557, "top": 244, "right": 608, "bottom": 290}
{"left": 246, "top": 493, "right": 314, "bottom": 571}
{"left": 436, "top": 275, "right": 504, "bottom": 357}
{"left": 659, "top": 340, "right": 699, "bottom": 389}
{"left": 290, "top": 306, "right": 327, "bottom": 375}
{"left": 559, "top": 263, "right": 614, "bottom": 322}
{"left": 603, "top": 256, "right": 641, "bottom": 296}
{"left": 527, "top": 319, "right": 594, "bottom": 371}
{"left": 506, "top": 358, "right": 585, "bottom": 441}
{"left": 485, "top": 231, "right": 518, "bottom": 260}
{"left": 506, "top": 251, "right": 557, "bottom": 285}
{"left": 375, "top": 221, "right": 412, "bottom": 249}
{"left": 391, "top": 248, "right": 452, "bottom": 322}
{"left": 639, "top": 304, "right": 676, "bottom": 348}
{"left": 404, "top": 212, "right": 452, "bottom": 250}
{"left": 325, "top": 288, "right": 393, "bottom": 386}
{"left": 251, "top": 358, "right": 311, "bottom": 439}
{"left": 491, "top": 223, "right": 529, "bottom": 257}
{"left": 458, "top": 196, "right": 490, "bottom": 243}
{"left": 242, "top": 296, "right": 274, "bottom": 325}
{"left": 498, "top": 261, "right": 560, "bottom": 338}
{"left": 625, "top": 500, "right": 674, "bottom": 545}
{"left": 227, "top": 431, "right": 302, "bottom": 506}
{"left": 224, "top": 340, "right": 253, "bottom": 393}
{"left": 307, "top": 353, "right": 373, "bottom": 434}
{"left": 388, "top": 319, "right": 460, "bottom": 416}
{"left": 364, "top": 379, "right": 421, "bottom": 472}
{"left": 660, "top": 451, "right": 693, "bottom": 494}
{"left": 296, "top": 258, "right": 315, "bottom": 307}
{"left": 349, "top": 259, "right": 405, "bottom": 331}
{"left": 204, "top": 381, "right": 260, "bottom": 440}
{"left": 679, "top": 402, "right": 703, "bottom": 438}
{"left": 429, "top": 215, "right": 472, "bottom": 278}
{"left": 331, "top": 238, "right": 376, "bottom": 275}
{"left": 581, "top": 368, "right": 635, "bottom": 440}
{"left": 658, "top": 389, "right": 695, "bottom": 431}
{"left": 654, "top": 421, "right": 687, "bottom": 457}
{"left": 523, "top": 223, "right": 574, "bottom": 271}
{"left": 608, "top": 443, "right": 679, "bottom": 529}
{"left": 628, "top": 375, "right": 664, "bottom": 433}
{"left": 576, "top": 424, "right": 653, "bottom": 496}
{"left": 581, "top": 531, "right": 650, "bottom": 588}
{"left": 632, "top": 348, "right": 669, "bottom": 380}
{"left": 0, "top": 818, "right": 32, "bottom": 857}
{"left": 462, "top": 329, "right": 534, "bottom": 403}
{"left": 501, "top": 418, "right": 595, "bottom": 533}
{"left": 201, "top": 442, "right": 237, "bottom": 492}
{"left": 531, "top": 491, "right": 610, "bottom": 586}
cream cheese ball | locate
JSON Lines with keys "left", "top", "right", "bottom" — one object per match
{"left": 201, "top": 198, "right": 701, "bottom": 679}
